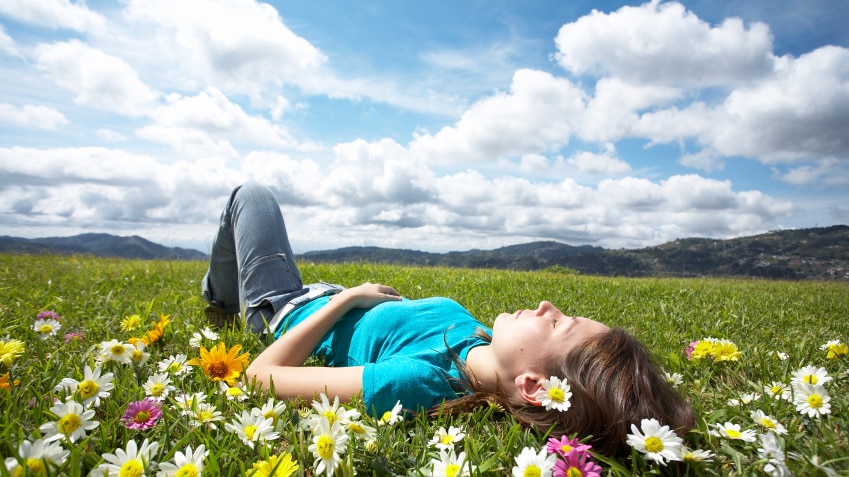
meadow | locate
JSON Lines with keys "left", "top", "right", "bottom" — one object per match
{"left": 1, "top": 253, "right": 847, "bottom": 476}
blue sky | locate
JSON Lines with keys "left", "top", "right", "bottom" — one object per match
{"left": 1, "top": 0, "right": 847, "bottom": 254}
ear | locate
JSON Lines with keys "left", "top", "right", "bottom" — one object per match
{"left": 514, "top": 372, "right": 544, "bottom": 406}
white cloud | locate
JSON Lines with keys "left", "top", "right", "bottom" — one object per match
{"left": 411, "top": 69, "right": 586, "bottom": 163}
{"left": 0, "top": 0, "right": 105, "bottom": 32}
{"left": 0, "top": 25, "right": 19, "bottom": 57}
{"left": 121, "top": 0, "right": 327, "bottom": 105}
{"left": 34, "top": 40, "right": 159, "bottom": 117}
{"left": 566, "top": 144, "right": 631, "bottom": 175}
{"left": 779, "top": 158, "right": 849, "bottom": 186}
{"left": 554, "top": 0, "right": 775, "bottom": 87}
{"left": 0, "top": 103, "right": 68, "bottom": 130}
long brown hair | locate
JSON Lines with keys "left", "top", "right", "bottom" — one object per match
{"left": 435, "top": 327, "right": 694, "bottom": 457}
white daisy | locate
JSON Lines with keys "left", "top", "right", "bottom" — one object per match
{"left": 189, "top": 327, "right": 219, "bottom": 348}
{"left": 750, "top": 410, "right": 787, "bottom": 435}
{"left": 219, "top": 380, "right": 249, "bottom": 401}
{"left": 98, "top": 339, "right": 133, "bottom": 365}
{"left": 143, "top": 372, "right": 176, "bottom": 401}
{"left": 224, "top": 410, "right": 279, "bottom": 449}
{"left": 511, "top": 446, "right": 556, "bottom": 477}
{"left": 157, "top": 354, "right": 190, "bottom": 376}
{"left": 626, "top": 418, "right": 684, "bottom": 465}
{"left": 39, "top": 400, "right": 99, "bottom": 443}
{"left": 4, "top": 439, "right": 69, "bottom": 475}
{"left": 757, "top": 432, "right": 791, "bottom": 477}
{"left": 186, "top": 402, "right": 224, "bottom": 429}
{"left": 680, "top": 446, "right": 714, "bottom": 463}
{"left": 726, "top": 392, "right": 760, "bottom": 406}
{"left": 794, "top": 383, "right": 831, "bottom": 418}
{"left": 55, "top": 365, "right": 114, "bottom": 408}
{"left": 173, "top": 392, "right": 207, "bottom": 413}
{"left": 308, "top": 416, "right": 349, "bottom": 476}
{"left": 429, "top": 425, "right": 466, "bottom": 451}
{"left": 536, "top": 376, "right": 572, "bottom": 412}
{"left": 91, "top": 438, "right": 159, "bottom": 477}
{"left": 709, "top": 422, "right": 757, "bottom": 442}
{"left": 431, "top": 449, "right": 475, "bottom": 477}
{"left": 309, "top": 393, "right": 358, "bottom": 430}
{"left": 34, "top": 319, "right": 61, "bottom": 339}
{"left": 378, "top": 400, "right": 404, "bottom": 426}
{"left": 256, "top": 397, "right": 288, "bottom": 431}
{"left": 791, "top": 365, "right": 832, "bottom": 387}
{"left": 129, "top": 341, "right": 151, "bottom": 366}
{"left": 664, "top": 372, "right": 684, "bottom": 387}
{"left": 347, "top": 418, "right": 377, "bottom": 442}
{"left": 156, "top": 444, "right": 207, "bottom": 477}
{"left": 763, "top": 381, "right": 792, "bottom": 401}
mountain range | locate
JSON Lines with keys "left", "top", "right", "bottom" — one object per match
{"left": 2, "top": 225, "right": 848, "bottom": 280}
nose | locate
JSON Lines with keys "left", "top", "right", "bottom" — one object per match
{"left": 535, "top": 301, "right": 554, "bottom": 315}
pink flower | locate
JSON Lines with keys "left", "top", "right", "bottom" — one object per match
{"left": 553, "top": 449, "right": 602, "bottom": 477}
{"left": 546, "top": 435, "right": 592, "bottom": 458}
{"left": 120, "top": 398, "right": 163, "bottom": 430}
{"left": 37, "top": 310, "right": 62, "bottom": 321}
{"left": 63, "top": 330, "right": 86, "bottom": 344}
{"left": 685, "top": 341, "right": 699, "bottom": 360}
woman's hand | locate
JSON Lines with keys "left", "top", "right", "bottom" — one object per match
{"left": 333, "top": 282, "right": 402, "bottom": 309}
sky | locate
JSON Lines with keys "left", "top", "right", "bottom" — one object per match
{"left": 1, "top": 0, "right": 848, "bottom": 254}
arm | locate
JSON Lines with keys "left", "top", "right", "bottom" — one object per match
{"left": 244, "top": 282, "right": 402, "bottom": 402}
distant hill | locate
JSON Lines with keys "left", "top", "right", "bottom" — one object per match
{"left": 3, "top": 226, "right": 848, "bottom": 280}
{"left": 299, "top": 225, "right": 849, "bottom": 281}
{"left": 0, "top": 233, "right": 208, "bottom": 261}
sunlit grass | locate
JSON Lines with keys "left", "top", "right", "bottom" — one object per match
{"left": 1, "top": 253, "right": 847, "bottom": 475}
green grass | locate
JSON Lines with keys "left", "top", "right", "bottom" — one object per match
{"left": 1, "top": 253, "right": 847, "bottom": 475}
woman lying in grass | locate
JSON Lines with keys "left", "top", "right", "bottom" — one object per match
{"left": 202, "top": 182, "right": 694, "bottom": 456}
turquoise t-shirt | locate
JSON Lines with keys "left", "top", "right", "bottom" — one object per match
{"left": 274, "top": 296, "right": 491, "bottom": 415}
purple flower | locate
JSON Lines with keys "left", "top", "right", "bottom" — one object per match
{"left": 120, "top": 398, "right": 163, "bottom": 430}
{"left": 546, "top": 435, "right": 592, "bottom": 458}
{"left": 553, "top": 449, "right": 602, "bottom": 477}
{"left": 37, "top": 310, "right": 62, "bottom": 321}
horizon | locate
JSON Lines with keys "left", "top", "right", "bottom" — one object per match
{"left": 1, "top": 1, "right": 848, "bottom": 254}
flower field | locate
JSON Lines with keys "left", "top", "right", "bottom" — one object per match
{"left": 1, "top": 253, "right": 847, "bottom": 475}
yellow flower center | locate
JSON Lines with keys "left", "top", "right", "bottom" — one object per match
{"left": 25, "top": 458, "right": 46, "bottom": 474}
{"left": 244, "top": 424, "right": 258, "bottom": 440}
{"left": 808, "top": 394, "right": 823, "bottom": 409}
{"left": 441, "top": 435, "right": 455, "bottom": 445}
{"left": 644, "top": 436, "right": 665, "bottom": 453}
{"left": 58, "top": 413, "right": 82, "bottom": 435}
{"left": 263, "top": 410, "right": 276, "bottom": 419}
{"left": 78, "top": 379, "right": 99, "bottom": 399}
{"left": 226, "top": 387, "right": 243, "bottom": 397}
{"left": 523, "top": 464, "right": 541, "bottom": 477}
{"left": 111, "top": 345, "right": 126, "bottom": 355}
{"left": 567, "top": 468, "right": 583, "bottom": 477}
{"left": 39, "top": 324, "right": 54, "bottom": 334}
{"left": 770, "top": 385, "right": 783, "bottom": 395}
{"left": 321, "top": 410, "right": 338, "bottom": 424}
{"left": 198, "top": 411, "right": 214, "bottom": 422}
{"left": 561, "top": 444, "right": 573, "bottom": 453}
{"left": 349, "top": 422, "right": 365, "bottom": 434}
{"left": 119, "top": 459, "right": 144, "bottom": 477}
{"left": 131, "top": 350, "right": 145, "bottom": 363}
{"left": 134, "top": 411, "right": 151, "bottom": 423}
{"left": 760, "top": 418, "right": 776, "bottom": 429}
{"left": 445, "top": 463, "right": 460, "bottom": 477}
{"left": 548, "top": 388, "right": 565, "bottom": 402}
{"left": 175, "top": 464, "right": 199, "bottom": 477}
{"left": 150, "top": 383, "right": 165, "bottom": 396}
{"left": 725, "top": 429, "right": 742, "bottom": 439}
{"left": 316, "top": 434, "right": 335, "bottom": 459}
{"left": 208, "top": 362, "right": 229, "bottom": 379}
{"left": 380, "top": 411, "right": 391, "bottom": 422}
{"left": 168, "top": 363, "right": 183, "bottom": 373}
{"left": 804, "top": 375, "right": 818, "bottom": 384}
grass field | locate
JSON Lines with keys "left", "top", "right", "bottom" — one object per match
{"left": 1, "top": 253, "right": 847, "bottom": 475}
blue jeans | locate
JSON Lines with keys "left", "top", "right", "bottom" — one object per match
{"left": 202, "top": 183, "right": 308, "bottom": 332}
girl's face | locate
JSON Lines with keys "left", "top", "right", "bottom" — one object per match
{"left": 490, "top": 301, "right": 610, "bottom": 378}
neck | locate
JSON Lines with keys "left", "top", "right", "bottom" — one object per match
{"left": 464, "top": 345, "right": 501, "bottom": 394}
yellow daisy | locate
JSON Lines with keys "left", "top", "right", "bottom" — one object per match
{"left": 248, "top": 452, "right": 299, "bottom": 477}
{"left": 187, "top": 342, "right": 250, "bottom": 385}
{"left": 0, "top": 338, "right": 25, "bottom": 367}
